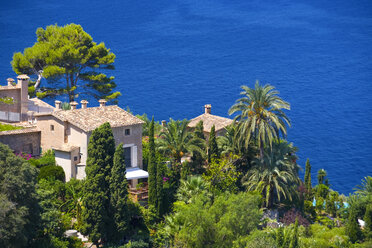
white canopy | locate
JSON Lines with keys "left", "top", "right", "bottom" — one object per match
{"left": 126, "top": 167, "right": 149, "bottom": 180}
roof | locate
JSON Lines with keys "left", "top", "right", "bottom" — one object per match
{"left": 29, "top": 98, "right": 55, "bottom": 109}
{"left": 29, "top": 98, "right": 55, "bottom": 113}
{"left": 188, "top": 113, "right": 233, "bottom": 132}
{"left": 51, "top": 105, "right": 144, "bottom": 132}
{"left": 0, "top": 127, "right": 40, "bottom": 136}
{"left": 52, "top": 144, "right": 80, "bottom": 152}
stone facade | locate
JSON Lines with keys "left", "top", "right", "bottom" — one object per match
{"left": 0, "top": 128, "right": 41, "bottom": 156}
{"left": 35, "top": 102, "right": 144, "bottom": 181}
{"left": 0, "top": 75, "right": 29, "bottom": 122}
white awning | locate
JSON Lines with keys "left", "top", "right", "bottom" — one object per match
{"left": 126, "top": 167, "right": 149, "bottom": 180}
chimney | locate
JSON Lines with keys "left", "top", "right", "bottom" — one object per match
{"left": 55, "top": 100, "right": 62, "bottom": 110}
{"left": 161, "top": 120, "right": 167, "bottom": 127}
{"left": 81, "top": 100, "right": 88, "bottom": 109}
{"left": 70, "top": 101, "right": 78, "bottom": 110}
{"left": 99, "top": 99, "right": 107, "bottom": 107}
{"left": 204, "top": 104, "right": 211, "bottom": 114}
{"left": 17, "top": 75, "right": 29, "bottom": 121}
{"left": 7, "top": 78, "right": 15, "bottom": 86}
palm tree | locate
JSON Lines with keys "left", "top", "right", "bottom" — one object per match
{"left": 177, "top": 176, "right": 210, "bottom": 203}
{"left": 157, "top": 119, "right": 204, "bottom": 163}
{"left": 317, "top": 169, "right": 327, "bottom": 185}
{"left": 243, "top": 140, "right": 300, "bottom": 208}
{"left": 354, "top": 176, "right": 372, "bottom": 197}
{"left": 228, "top": 81, "right": 291, "bottom": 158}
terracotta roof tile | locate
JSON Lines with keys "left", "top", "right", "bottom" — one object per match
{"left": 188, "top": 113, "right": 233, "bottom": 132}
{"left": 52, "top": 105, "right": 144, "bottom": 132}
{"left": 0, "top": 127, "right": 40, "bottom": 136}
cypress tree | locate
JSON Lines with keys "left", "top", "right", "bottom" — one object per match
{"left": 289, "top": 218, "right": 299, "bottom": 248}
{"left": 304, "top": 159, "right": 312, "bottom": 199}
{"left": 156, "top": 161, "right": 165, "bottom": 217}
{"left": 208, "top": 125, "right": 219, "bottom": 163}
{"left": 191, "top": 120, "right": 205, "bottom": 174}
{"left": 346, "top": 208, "right": 362, "bottom": 243}
{"left": 195, "top": 120, "right": 205, "bottom": 140}
{"left": 148, "top": 117, "right": 157, "bottom": 207}
{"left": 110, "top": 143, "right": 130, "bottom": 242}
{"left": 81, "top": 122, "right": 115, "bottom": 245}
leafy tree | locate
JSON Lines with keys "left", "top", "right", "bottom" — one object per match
{"left": 304, "top": 159, "right": 312, "bottom": 199}
{"left": 12, "top": 23, "right": 120, "bottom": 102}
{"left": 228, "top": 81, "right": 291, "bottom": 158}
{"left": 207, "top": 125, "right": 219, "bottom": 163}
{"left": 157, "top": 119, "right": 203, "bottom": 163}
{"left": 233, "top": 230, "right": 277, "bottom": 248}
{"left": 110, "top": 143, "right": 130, "bottom": 242}
{"left": 163, "top": 192, "right": 262, "bottom": 248}
{"left": 37, "top": 165, "right": 65, "bottom": 182}
{"left": 317, "top": 169, "right": 327, "bottom": 185}
{"left": 346, "top": 208, "right": 362, "bottom": 243}
{"left": 81, "top": 122, "right": 115, "bottom": 245}
{"left": 243, "top": 141, "right": 300, "bottom": 208}
{"left": 203, "top": 156, "right": 240, "bottom": 194}
{"left": 0, "top": 143, "right": 40, "bottom": 247}
{"left": 148, "top": 117, "right": 157, "bottom": 207}
{"left": 325, "top": 191, "right": 339, "bottom": 217}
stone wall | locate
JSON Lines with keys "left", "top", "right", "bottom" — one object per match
{"left": 0, "top": 129, "right": 41, "bottom": 156}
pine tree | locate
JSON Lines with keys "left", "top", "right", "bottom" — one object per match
{"left": 81, "top": 122, "right": 115, "bottom": 245}
{"left": 346, "top": 208, "right": 362, "bottom": 243}
{"left": 148, "top": 117, "right": 157, "bottom": 207}
{"left": 110, "top": 143, "right": 130, "bottom": 242}
{"left": 208, "top": 125, "right": 219, "bottom": 163}
{"left": 364, "top": 206, "right": 372, "bottom": 240}
{"left": 304, "top": 159, "right": 312, "bottom": 200}
{"left": 289, "top": 218, "right": 299, "bottom": 248}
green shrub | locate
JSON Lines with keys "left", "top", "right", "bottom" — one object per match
{"left": 38, "top": 165, "right": 65, "bottom": 182}
{"left": 29, "top": 150, "right": 56, "bottom": 168}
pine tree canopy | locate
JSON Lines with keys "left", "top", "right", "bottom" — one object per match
{"left": 12, "top": 23, "right": 120, "bottom": 102}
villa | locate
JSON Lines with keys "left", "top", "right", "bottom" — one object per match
{"left": 188, "top": 104, "right": 233, "bottom": 138}
{"left": 0, "top": 75, "right": 148, "bottom": 188}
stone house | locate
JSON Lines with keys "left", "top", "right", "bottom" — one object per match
{"left": 0, "top": 127, "right": 41, "bottom": 156}
{"left": 0, "top": 75, "right": 54, "bottom": 123}
{"left": 35, "top": 99, "right": 146, "bottom": 185}
{"left": 187, "top": 104, "right": 233, "bottom": 139}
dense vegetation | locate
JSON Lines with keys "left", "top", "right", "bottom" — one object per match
{"left": 0, "top": 123, "right": 23, "bottom": 131}
{"left": 2, "top": 23, "right": 371, "bottom": 247}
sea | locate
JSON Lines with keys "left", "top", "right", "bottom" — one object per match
{"left": 0, "top": 0, "right": 371, "bottom": 194}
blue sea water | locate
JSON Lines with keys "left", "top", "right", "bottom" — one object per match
{"left": 0, "top": 0, "right": 371, "bottom": 194}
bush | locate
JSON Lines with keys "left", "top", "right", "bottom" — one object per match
{"left": 233, "top": 230, "right": 277, "bottom": 248}
{"left": 38, "top": 165, "right": 65, "bottom": 182}
{"left": 29, "top": 150, "right": 56, "bottom": 168}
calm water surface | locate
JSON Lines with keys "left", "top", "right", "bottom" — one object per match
{"left": 1, "top": 0, "right": 372, "bottom": 194}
